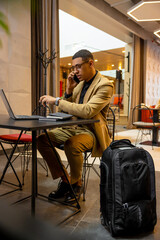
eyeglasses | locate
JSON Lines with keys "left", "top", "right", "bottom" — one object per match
{"left": 71, "top": 60, "right": 89, "bottom": 71}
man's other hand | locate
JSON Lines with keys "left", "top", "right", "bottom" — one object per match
{"left": 39, "top": 95, "right": 56, "bottom": 106}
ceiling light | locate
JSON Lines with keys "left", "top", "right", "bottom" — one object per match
{"left": 122, "top": 50, "right": 125, "bottom": 53}
{"left": 127, "top": 1, "right": 160, "bottom": 22}
{"left": 68, "top": 63, "right": 71, "bottom": 66}
{"left": 154, "top": 29, "right": 160, "bottom": 38}
{"left": 112, "top": 64, "right": 115, "bottom": 67}
{"left": 94, "top": 59, "right": 98, "bottom": 62}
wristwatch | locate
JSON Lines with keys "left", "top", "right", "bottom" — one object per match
{"left": 55, "top": 97, "right": 61, "bottom": 106}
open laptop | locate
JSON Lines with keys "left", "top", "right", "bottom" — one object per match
{"left": 0, "top": 89, "right": 40, "bottom": 120}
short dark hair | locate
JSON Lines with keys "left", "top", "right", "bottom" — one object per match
{"left": 72, "top": 49, "right": 94, "bottom": 61}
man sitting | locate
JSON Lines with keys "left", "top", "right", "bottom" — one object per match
{"left": 38, "top": 49, "right": 113, "bottom": 202}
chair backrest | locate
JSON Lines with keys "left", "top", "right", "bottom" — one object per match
{"left": 107, "top": 107, "right": 115, "bottom": 141}
{"left": 132, "top": 104, "right": 154, "bottom": 126}
{"left": 110, "top": 106, "right": 120, "bottom": 122}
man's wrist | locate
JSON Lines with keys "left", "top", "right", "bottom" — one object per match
{"left": 55, "top": 97, "right": 61, "bottom": 106}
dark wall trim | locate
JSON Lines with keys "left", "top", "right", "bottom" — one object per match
{"left": 31, "top": 0, "right": 44, "bottom": 112}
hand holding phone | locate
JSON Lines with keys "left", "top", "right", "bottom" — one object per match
{"left": 66, "top": 72, "right": 79, "bottom": 94}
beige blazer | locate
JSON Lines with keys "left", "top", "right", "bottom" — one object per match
{"left": 58, "top": 71, "right": 113, "bottom": 157}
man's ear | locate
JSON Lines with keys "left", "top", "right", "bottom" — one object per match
{"left": 89, "top": 60, "right": 94, "bottom": 67}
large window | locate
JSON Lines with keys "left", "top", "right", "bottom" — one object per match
{"left": 59, "top": 10, "right": 129, "bottom": 114}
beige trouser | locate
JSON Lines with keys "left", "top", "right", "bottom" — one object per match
{"left": 37, "top": 127, "right": 94, "bottom": 184}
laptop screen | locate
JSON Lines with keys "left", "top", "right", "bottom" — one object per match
{"left": 0, "top": 89, "right": 15, "bottom": 119}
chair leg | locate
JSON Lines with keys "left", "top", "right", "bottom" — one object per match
{"left": 25, "top": 148, "right": 31, "bottom": 171}
{"left": 21, "top": 152, "right": 25, "bottom": 185}
{"left": 82, "top": 152, "right": 88, "bottom": 201}
{"left": 0, "top": 141, "right": 22, "bottom": 188}
{"left": 20, "top": 143, "right": 31, "bottom": 185}
{"left": 82, "top": 153, "right": 100, "bottom": 201}
{"left": 38, "top": 158, "right": 49, "bottom": 177}
{"left": 135, "top": 129, "right": 141, "bottom": 145}
{"left": 135, "top": 128, "right": 154, "bottom": 150}
{"left": 21, "top": 148, "right": 49, "bottom": 180}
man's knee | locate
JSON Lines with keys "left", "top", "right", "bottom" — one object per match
{"left": 37, "top": 132, "right": 59, "bottom": 151}
{"left": 64, "top": 134, "right": 93, "bottom": 153}
{"left": 64, "top": 136, "right": 82, "bottom": 153}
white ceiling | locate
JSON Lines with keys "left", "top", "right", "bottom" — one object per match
{"left": 104, "top": 0, "right": 160, "bottom": 38}
{"left": 128, "top": 1, "right": 160, "bottom": 21}
{"left": 59, "top": 0, "right": 160, "bottom": 44}
{"left": 59, "top": 10, "right": 126, "bottom": 58}
{"left": 59, "top": 1, "right": 127, "bottom": 69}
{"left": 59, "top": 0, "right": 133, "bottom": 44}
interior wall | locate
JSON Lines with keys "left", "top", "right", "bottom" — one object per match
{"left": 0, "top": 0, "right": 31, "bottom": 135}
{"left": 145, "top": 40, "right": 160, "bottom": 106}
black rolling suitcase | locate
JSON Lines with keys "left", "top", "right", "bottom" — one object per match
{"left": 100, "top": 139, "right": 157, "bottom": 236}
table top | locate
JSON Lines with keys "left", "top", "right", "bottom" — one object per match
{"left": 0, "top": 115, "right": 99, "bottom": 131}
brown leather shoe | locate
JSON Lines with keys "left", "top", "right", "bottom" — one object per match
{"left": 65, "top": 183, "right": 83, "bottom": 203}
{"left": 48, "top": 181, "right": 70, "bottom": 200}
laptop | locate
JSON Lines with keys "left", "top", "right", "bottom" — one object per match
{"left": 0, "top": 89, "right": 40, "bottom": 120}
{"left": 39, "top": 112, "right": 73, "bottom": 121}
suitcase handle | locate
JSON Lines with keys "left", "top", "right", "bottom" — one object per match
{"left": 110, "top": 139, "right": 135, "bottom": 149}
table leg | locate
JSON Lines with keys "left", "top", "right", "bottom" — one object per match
{"left": 152, "top": 110, "right": 160, "bottom": 146}
{"left": 152, "top": 126, "right": 159, "bottom": 146}
{"left": 31, "top": 130, "right": 37, "bottom": 217}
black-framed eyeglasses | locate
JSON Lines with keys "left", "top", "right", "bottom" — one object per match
{"left": 71, "top": 60, "right": 89, "bottom": 71}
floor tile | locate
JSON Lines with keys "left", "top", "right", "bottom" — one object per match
{"left": 0, "top": 123, "right": 160, "bottom": 239}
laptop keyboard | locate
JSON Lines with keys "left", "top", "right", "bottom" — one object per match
{"left": 16, "top": 115, "right": 40, "bottom": 119}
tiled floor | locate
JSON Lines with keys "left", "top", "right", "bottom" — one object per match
{"left": 0, "top": 122, "right": 160, "bottom": 239}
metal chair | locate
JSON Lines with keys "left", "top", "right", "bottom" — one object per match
{"left": 0, "top": 134, "right": 32, "bottom": 189}
{"left": 107, "top": 106, "right": 115, "bottom": 141}
{"left": 132, "top": 104, "right": 160, "bottom": 147}
{"left": 0, "top": 105, "right": 51, "bottom": 194}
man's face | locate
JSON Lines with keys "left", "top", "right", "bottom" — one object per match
{"left": 72, "top": 57, "right": 93, "bottom": 82}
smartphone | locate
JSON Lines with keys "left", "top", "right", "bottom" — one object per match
{"left": 73, "top": 74, "right": 80, "bottom": 84}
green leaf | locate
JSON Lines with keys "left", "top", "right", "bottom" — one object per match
{"left": 0, "top": 19, "right": 10, "bottom": 35}
{"left": 0, "top": 11, "right": 10, "bottom": 48}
